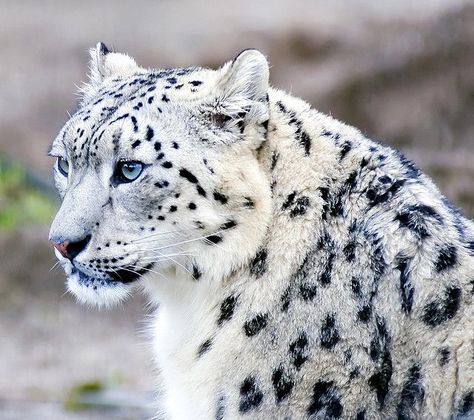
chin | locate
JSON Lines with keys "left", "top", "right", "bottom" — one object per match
{"left": 66, "top": 268, "right": 134, "bottom": 308}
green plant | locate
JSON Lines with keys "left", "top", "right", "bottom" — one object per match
{"left": 0, "top": 159, "right": 56, "bottom": 229}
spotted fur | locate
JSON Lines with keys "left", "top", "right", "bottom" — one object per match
{"left": 50, "top": 44, "right": 474, "bottom": 419}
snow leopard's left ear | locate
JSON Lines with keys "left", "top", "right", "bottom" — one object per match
{"left": 88, "top": 42, "right": 141, "bottom": 86}
{"left": 215, "top": 49, "right": 270, "bottom": 123}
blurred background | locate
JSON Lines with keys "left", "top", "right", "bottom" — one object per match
{"left": 1, "top": 0, "right": 473, "bottom": 418}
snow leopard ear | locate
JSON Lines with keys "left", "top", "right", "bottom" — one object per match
{"left": 219, "top": 49, "right": 269, "bottom": 102}
{"left": 88, "top": 42, "right": 141, "bottom": 86}
{"left": 215, "top": 49, "right": 270, "bottom": 123}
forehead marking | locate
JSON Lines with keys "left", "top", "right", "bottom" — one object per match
{"left": 65, "top": 66, "right": 205, "bottom": 164}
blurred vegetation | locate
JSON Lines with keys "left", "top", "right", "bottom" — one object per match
{"left": 0, "top": 156, "right": 56, "bottom": 229}
{"left": 64, "top": 380, "right": 105, "bottom": 411}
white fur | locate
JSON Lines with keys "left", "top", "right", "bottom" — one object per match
{"left": 50, "top": 46, "right": 474, "bottom": 419}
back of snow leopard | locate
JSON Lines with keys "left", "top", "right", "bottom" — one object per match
{"left": 49, "top": 44, "right": 474, "bottom": 419}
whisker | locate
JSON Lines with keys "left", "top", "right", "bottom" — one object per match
{"left": 127, "top": 264, "right": 168, "bottom": 281}
{"left": 49, "top": 261, "right": 61, "bottom": 272}
{"left": 106, "top": 265, "right": 133, "bottom": 283}
{"left": 137, "top": 250, "right": 196, "bottom": 258}
{"left": 130, "top": 226, "right": 200, "bottom": 244}
{"left": 134, "top": 257, "right": 182, "bottom": 265}
{"left": 201, "top": 237, "right": 227, "bottom": 252}
{"left": 134, "top": 249, "right": 194, "bottom": 261}
{"left": 134, "top": 228, "right": 230, "bottom": 251}
{"left": 162, "top": 254, "right": 192, "bottom": 275}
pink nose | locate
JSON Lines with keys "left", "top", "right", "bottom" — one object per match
{"left": 50, "top": 234, "right": 92, "bottom": 261}
{"left": 52, "top": 240, "right": 71, "bottom": 259}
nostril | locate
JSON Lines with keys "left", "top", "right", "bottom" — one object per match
{"left": 52, "top": 235, "right": 92, "bottom": 261}
{"left": 66, "top": 235, "right": 92, "bottom": 260}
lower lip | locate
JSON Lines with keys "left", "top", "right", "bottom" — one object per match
{"left": 72, "top": 263, "right": 154, "bottom": 285}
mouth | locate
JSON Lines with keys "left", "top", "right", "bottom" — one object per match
{"left": 66, "top": 263, "right": 155, "bottom": 307}
{"left": 72, "top": 263, "right": 155, "bottom": 285}
{"left": 108, "top": 264, "right": 155, "bottom": 283}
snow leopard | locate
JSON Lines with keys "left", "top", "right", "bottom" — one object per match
{"left": 49, "top": 43, "right": 474, "bottom": 419}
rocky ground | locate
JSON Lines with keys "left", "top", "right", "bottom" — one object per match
{"left": 1, "top": 0, "right": 473, "bottom": 418}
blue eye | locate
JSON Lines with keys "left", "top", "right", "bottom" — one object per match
{"left": 57, "top": 157, "right": 69, "bottom": 176}
{"left": 114, "top": 161, "right": 144, "bottom": 184}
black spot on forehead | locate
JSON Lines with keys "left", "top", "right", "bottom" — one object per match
{"left": 130, "top": 115, "right": 138, "bottom": 132}
{"left": 146, "top": 126, "right": 154, "bottom": 141}
{"left": 180, "top": 168, "right": 198, "bottom": 183}
{"left": 133, "top": 102, "right": 143, "bottom": 111}
{"left": 213, "top": 191, "right": 228, "bottom": 205}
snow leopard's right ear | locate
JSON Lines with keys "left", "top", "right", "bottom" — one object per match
{"left": 88, "top": 42, "right": 141, "bottom": 87}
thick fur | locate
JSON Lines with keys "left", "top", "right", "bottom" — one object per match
{"left": 49, "top": 44, "right": 474, "bottom": 419}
